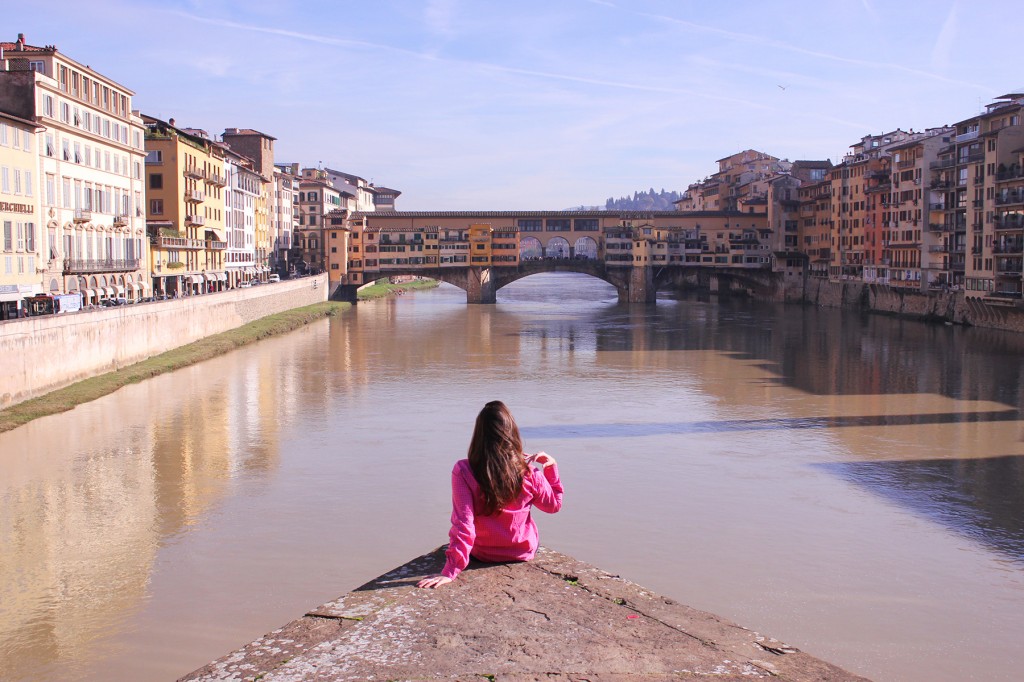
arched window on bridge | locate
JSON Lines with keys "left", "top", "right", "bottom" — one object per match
{"left": 520, "top": 236, "right": 542, "bottom": 261}
{"left": 546, "top": 237, "right": 570, "bottom": 259}
{"left": 574, "top": 236, "right": 598, "bottom": 260}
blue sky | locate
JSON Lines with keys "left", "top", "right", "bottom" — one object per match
{"left": 7, "top": 1, "right": 1022, "bottom": 209}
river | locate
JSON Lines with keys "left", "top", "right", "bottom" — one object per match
{"left": 1, "top": 273, "right": 1023, "bottom": 681}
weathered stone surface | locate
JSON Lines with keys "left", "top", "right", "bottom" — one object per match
{"left": 180, "top": 547, "right": 869, "bottom": 682}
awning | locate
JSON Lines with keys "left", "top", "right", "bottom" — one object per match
{"left": 245, "top": 267, "right": 256, "bottom": 276}
{"left": 103, "top": 287, "right": 115, "bottom": 297}
{"left": 83, "top": 288, "right": 96, "bottom": 300}
{"left": 216, "top": 272, "right": 227, "bottom": 282}
{"left": 126, "top": 282, "right": 136, "bottom": 292}
{"left": 115, "top": 286, "right": 125, "bottom": 296}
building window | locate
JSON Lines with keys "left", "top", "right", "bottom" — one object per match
{"left": 145, "top": 150, "right": 162, "bottom": 164}
{"left": 149, "top": 174, "right": 163, "bottom": 190}
{"left": 150, "top": 199, "right": 163, "bottom": 214}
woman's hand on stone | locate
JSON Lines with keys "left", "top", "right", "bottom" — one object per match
{"left": 417, "top": 575, "right": 453, "bottom": 589}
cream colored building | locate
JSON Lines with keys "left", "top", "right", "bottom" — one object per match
{"left": 0, "top": 110, "right": 43, "bottom": 318}
{"left": 0, "top": 33, "right": 148, "bottom": 306}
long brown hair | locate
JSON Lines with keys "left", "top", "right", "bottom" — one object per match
{"left": 468, "top": 401, "right": 527, "bottom": 516}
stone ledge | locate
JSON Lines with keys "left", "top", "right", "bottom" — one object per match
{"left": 180, "top": 547, "right": 869, "bottom": 681}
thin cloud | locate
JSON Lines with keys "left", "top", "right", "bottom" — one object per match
{"left": 425, "top": 0, "right": 459, "bottom": 38}
{"left": 633, "top": 10, "right": 989, "bottom": 92}
{"left": 931, "top": 2, "right": 958, "bottom": 72}
{"left": 169, "top": 8, "right": 769, "bottom": 110}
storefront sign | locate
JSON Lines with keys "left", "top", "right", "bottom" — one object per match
{"left": 0, "top": 201, "right": 34, "bottom": 214}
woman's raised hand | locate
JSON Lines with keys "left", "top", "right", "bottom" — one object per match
{"left": 527, "top": 451, "right": 556, "bottom": 469}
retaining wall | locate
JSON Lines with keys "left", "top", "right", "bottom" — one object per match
{"left": 0, "top": 275, "right": 327, "bottom": 408}
{"left": 801, "top": 276, "right": 1024, "bottom": 331}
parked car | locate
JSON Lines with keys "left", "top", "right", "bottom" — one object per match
{"left": 268, "top": 274, "right": 281, "bottom": 283}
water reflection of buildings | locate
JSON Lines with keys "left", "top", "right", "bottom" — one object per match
{"left": 580, "top": 294, "right": 1024, "bottom": 564}
{"left": 0, "top": 339, "right": 300, "bottom": 679}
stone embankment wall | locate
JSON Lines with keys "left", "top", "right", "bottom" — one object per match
{"left": 0, "top": 275, "right": 327, "bottom": 408}
{"left": 800, "top": 276, "right": 1024, "bottom": 332}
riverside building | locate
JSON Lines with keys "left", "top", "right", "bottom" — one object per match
{"left": 0, "top": 33, "right": 148, "bottom": 306}
{"left": 142, "top": 116, "right": 228, "bottom": 297}
{"left": 0, "top": 110, "right": 42, "bottom": 319}
{"left": 223, "top": 148, "right": 260, "bottom": 287}
{"left": 222, "top": 128, "right": 276, "bottom": 280}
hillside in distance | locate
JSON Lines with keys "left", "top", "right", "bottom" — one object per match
{"left": 605, "top": 188, "right": 682, "bottom": 211}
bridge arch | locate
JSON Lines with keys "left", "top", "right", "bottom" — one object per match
{"left": 546, "top": 237, "right": 570, "bottom": 259}
{"left": 520, "top": 236, "right": 542, "bottom": 261}
{"left": 574, "top": 236, "right": 598, "bottom": 260}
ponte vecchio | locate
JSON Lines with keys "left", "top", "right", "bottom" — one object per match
{"left": 321, "top": 210, "right": 797, "bottom": 303}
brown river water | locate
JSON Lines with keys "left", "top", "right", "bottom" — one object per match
{"left": 2, "top": 273, "right": 1024, "bottom": 681}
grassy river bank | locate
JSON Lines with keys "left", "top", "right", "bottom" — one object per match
{"left": 0, "top": 301, "right": 350, "bottom": 434}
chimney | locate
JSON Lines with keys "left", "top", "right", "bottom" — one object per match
{"left": 16, "top": 33, "right": 25, "bottom": 50}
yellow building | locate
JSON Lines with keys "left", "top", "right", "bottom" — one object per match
{"left": 142, "top": 116, "right": 227, "bottom": 297}
{"left": 0, "top": 110, "right": 43, "bottom": 318}
{"left": 468, "top": 223, "right": 493, "bottom": 266}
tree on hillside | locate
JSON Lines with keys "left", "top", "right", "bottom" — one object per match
{"left": 604, "top": 188, "right": 682, "bottom": 211}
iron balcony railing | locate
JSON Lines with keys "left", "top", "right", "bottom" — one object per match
{"left": 64, "top": 258, "right": 140, "bottom": 274}
{"left": 157, "top": 236, "right": 206, "bottom": 249}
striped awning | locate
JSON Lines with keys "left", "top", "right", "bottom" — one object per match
{"left": 103, "top": 287, "right": 115, "bottom": 297}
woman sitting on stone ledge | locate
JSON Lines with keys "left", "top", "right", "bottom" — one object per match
{"left": 417, "top": 400, "right": 563, "bottom": 589}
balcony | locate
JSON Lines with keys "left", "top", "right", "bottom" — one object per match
{"left": 157, "top": 235, "right": 206, "bottom": 250}
{"left": 995, "top": 259, "right": 1023, "bottom": 276}
{"left": 207, "top": 172, "right": 227, "bottom": 187}
{"left": 184, "top": 166, "right": 204, "bottom": 180}
{"left": 961, "top": 151, "right": 985, "bottom": 165}
{"left": 73, "top": 208, "right": 92, "bottom": 223}
{"left": 64, "top": 258, "right": 140, "bottom": 274}
{"left": 994, "top": 242, "right": 1024, "bottom": 254}
{"left": 995, "top": 215, "right": 1024, "bottom": 229}
{"left": 113, "top": 214, "right": 129, "bottom": 227}
{"left": 207, "top": 240, "right": 228, "bottom": 250}
{"left": 928, "top": 245, "right": 949, "bottom": 253}
{"left": 929, "top": 202, "right": 946, "bottom": 210}
{"left": 996, "top": 192, "right": 1024, "bottom": 206}
{"left": 185, "top": 214, "right": 205, "bottom": 226}
{"left": 955, "top": 129, "right": 980, "bottom": 143}
{"left": 930, "top": 158, "right": 956, "bottom": 170}
{"left": 928, "top": 223, "right": 953, "bottom": 232}
{"left": 184, "top": 189, "right": 206, "bottom": 203}
{"left": 995, "top": 168, "right": 1024, "bottom": 182}
{"left": 930, "top": 179, "right": 953, "bottom": 189}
